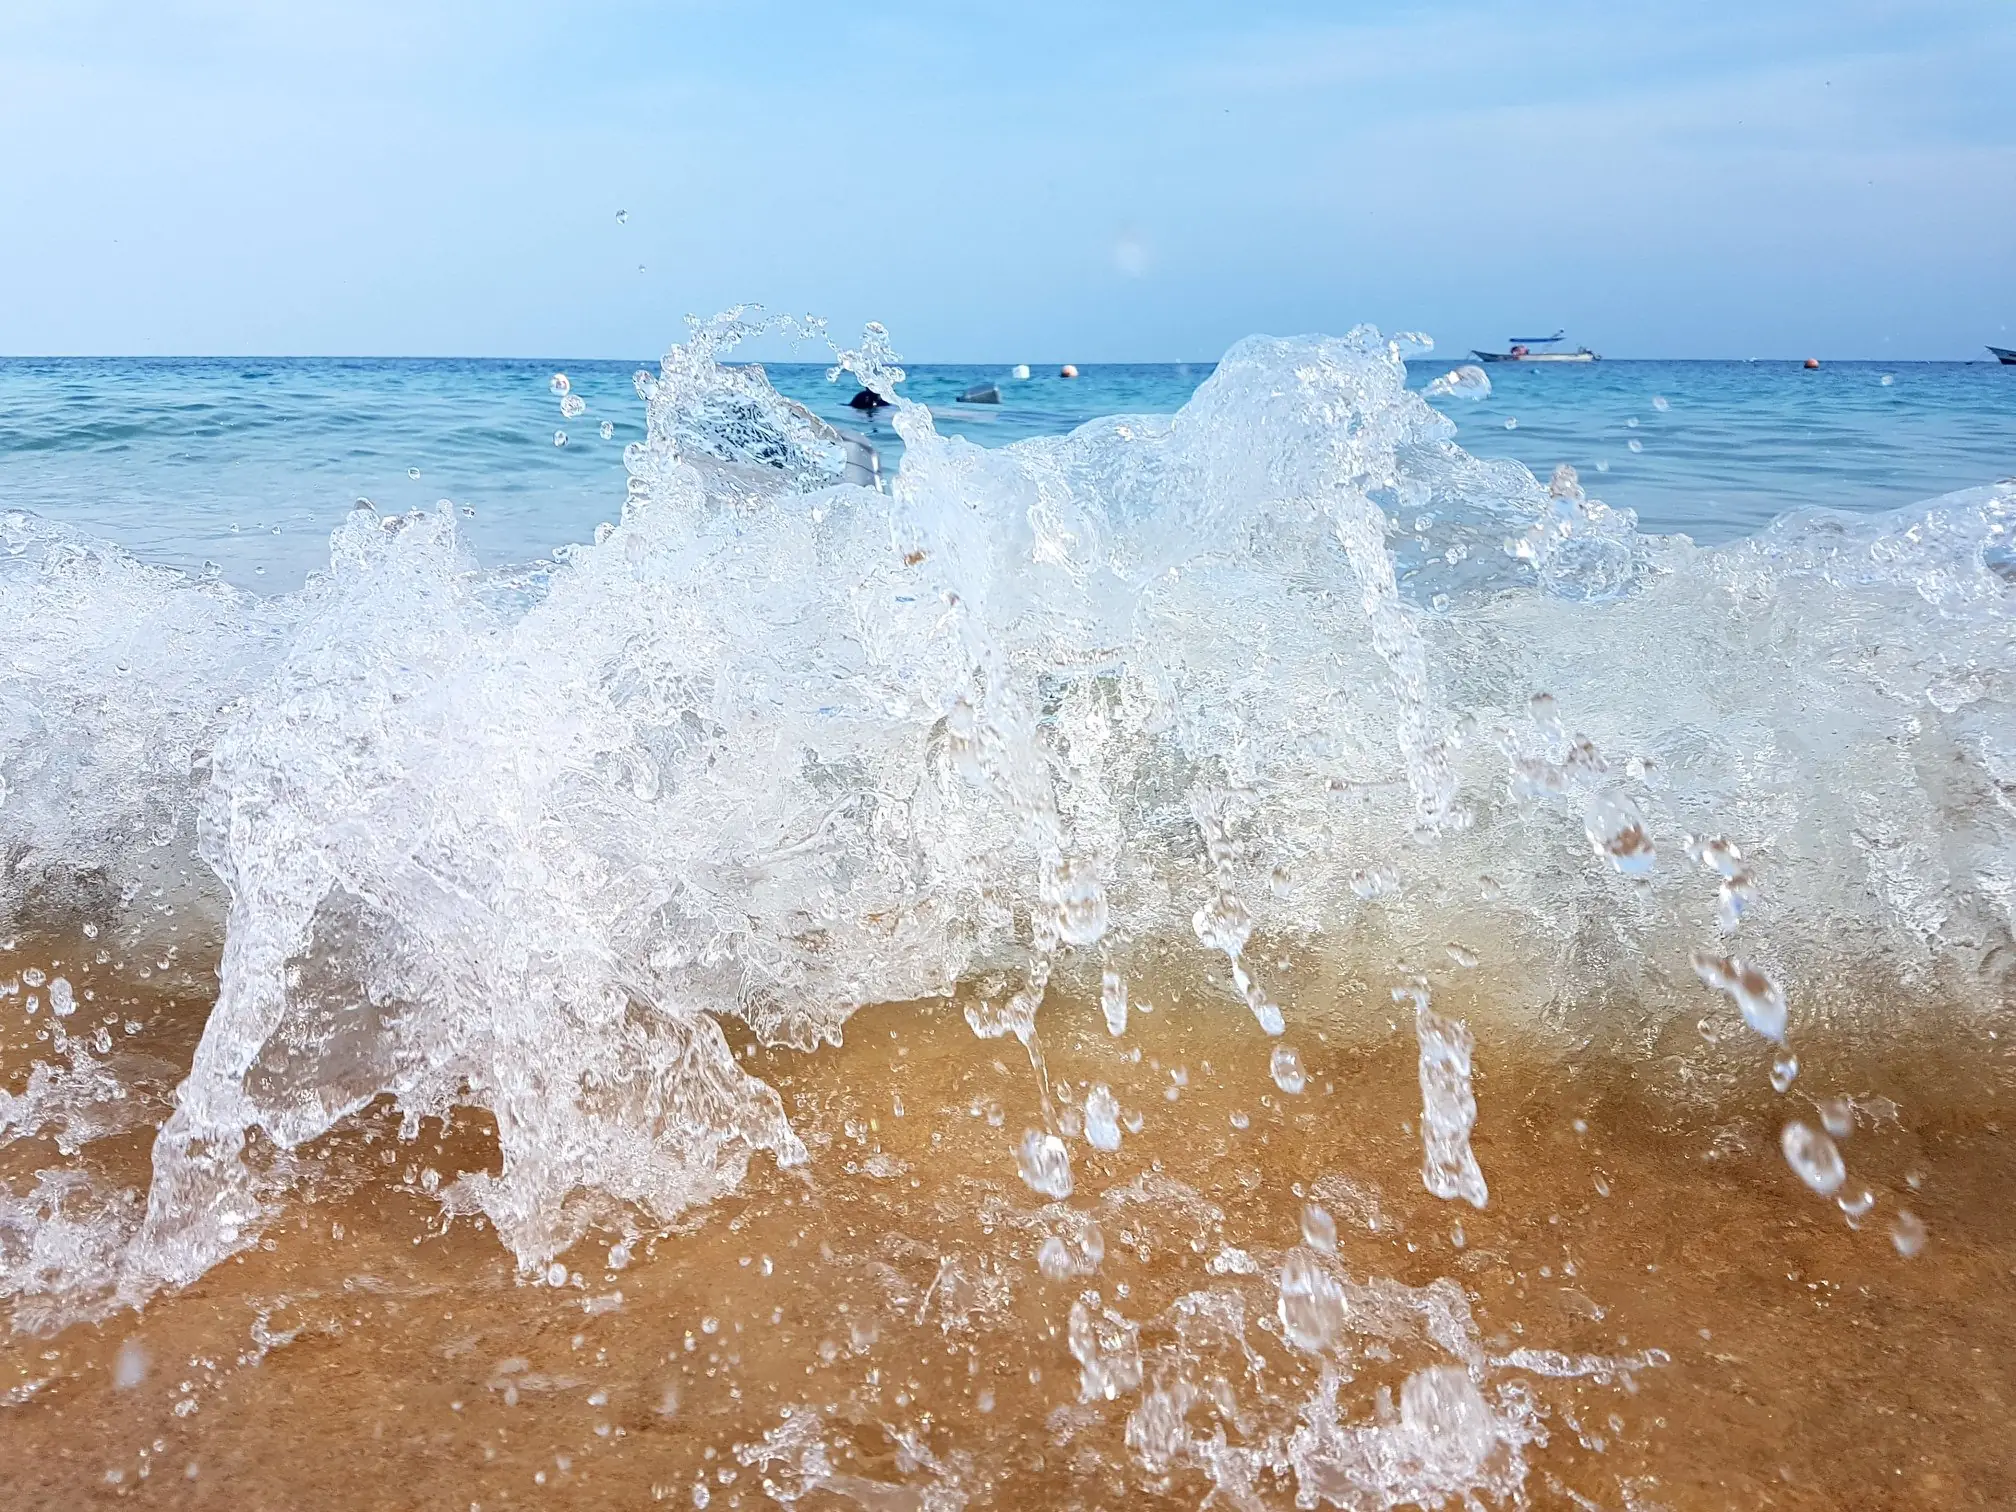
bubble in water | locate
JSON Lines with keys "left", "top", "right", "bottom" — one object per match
{"left": 113, "top": 1339, "right": 149, "bottom": 1390}
{"left": 1277, "top": 1249, "right": 1346, "bottom": 1352}
{"left": 48, "top": 977, "right": 74, "bottom": 1017}
{"left": 1771, "top": 1050, "right": 1800, "bottom": 1093}
{"left": 1444, "top": 942, "right": 1478, "bottom": 968}
{"left": 1692, "top": 953, "right": 1788, "bottom": 1043}
{"left": 1652, "top": 394, "right": 1670, "bottom": 410}
{"left": 1780, "top": 1120, "right": 1845, "bottom": 1196}
{"left": 560, "top": 394, "right": 586, "bottom": 420}
{"left": 545, "top": 1262, "right": 568, "bottom": 1286}
{"left": 549, "top": 373, "right": 570, "bottom": 396}
{"left": 1100, "top": 970, "right": 1128, "bottom": 1036}
{"left": 599, "top": 420, "right": 615, "bottom": 440}
{"left": 1816, "top": 1097, "right": 1854, "bottom": 1138}
{"left": 1584, "top": 792, "right": 1655, "bottom": 877}
{"left": 1890, "top": 1210, "right": 1926, "bottom": 1257}
{"left": 1271, "top": 1045, "right": 1306, "bottom": 1094}
{"left": 1300, "top": 1203, "right": 1337, "bottom": 1253}
{"left": 1017, "top": 1129, "right": 1073, "bottom": 1199}
{"left": 1423, "top": 364, "right": 1491, "bottom": 401}
{"left": 23, "top": 968, "right": 46, "bottom": 988}
{"left": 554, "top": 430, "right": 568, "bottom": 447}
{"left": 1084, "top": 1085, "right": 1121, "bottom": 1151}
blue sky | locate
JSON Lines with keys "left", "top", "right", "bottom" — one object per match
{"left": 1, "top": 1, "right": 2010, "bottom": 359}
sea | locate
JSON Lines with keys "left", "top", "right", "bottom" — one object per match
{"left": 2, "top": 351, "right": 2010, "bottom": 589}
{"left": 1, "top": 323, "right": 2012, "bottom": 1508}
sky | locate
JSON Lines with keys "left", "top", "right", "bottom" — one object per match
{"left": 1, "top": 1, "right": 2010, "bottom": 360}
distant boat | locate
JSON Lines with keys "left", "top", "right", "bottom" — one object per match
{"left": 1990, "top": 346, "right": 2016, "bottom": 364}
{"left": 1473, "top": 331, "right": 1600, "bottom": 363}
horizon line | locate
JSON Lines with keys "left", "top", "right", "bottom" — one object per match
{"left": 0, "top": 352, "right": 2004, "bottom": 366}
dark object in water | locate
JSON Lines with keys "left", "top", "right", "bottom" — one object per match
{"left": 958, "top": 384, "right": 1002, "bottom": 405}
{"left": 848, "top": 388, "right": 889, "bottom": 411}
{"left": 1990, "top": 346, "right": 2016, "bottom": 365}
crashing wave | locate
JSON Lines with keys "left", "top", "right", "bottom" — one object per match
{"left": 0, "top": 312, "right": 2011, "bottom": 1338}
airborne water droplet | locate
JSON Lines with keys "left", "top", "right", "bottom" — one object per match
{"left": 1771, "top": 1050, "right": 1800, "bottom": 1093}
{"left": 1300, "top": 1203, "right": 1337, "bottom": 1253}
{"left": 1349, "top": 867, "right": 1399, "bottom": 901}
{"left": 1780, "top": 1120, "right": 1845, "bottom": 1196}
{"left": 1890, "top": 1210, "right": 1926, "bottom": 1257}
{"left": 1037, "top": 1236, "right": 1073, "bottom": 1281}
{"left": 1816, "top": 1097, "right": 1854, "bottom": 1138}
{"left": 1016, "top": 1130, "right": 1073, "bottom": 1199}
{"left": 1277, "top": 1250, "right": 1345, "bottom": 1352}
{"left": 1692, "top": 952, "right": 1788, "bottom": 1043}
{"left": 113, "top": 1339, "right": 149, "bottom": 1390}
{"left": 600, "top": 421, "right": 615, "bottom": 440}
{"left": 554, "top": 431, "right": 568, "bottom": 447}
{"left": 1099, "top": 970, "right": 1128, "bottom": 1036}
{"left": 1584, "top": 792, "right": 1655, "bottom": 877}
{"left": 1084, "top": 1085, "right": 1121, "bottom": 1152}
{"left": 615, "top": 209, "right": 629, "bottom": 224}
{"left": 549, "top": 373, "right": 571, "bottom": 396}
{"left": 1270, "top": 1044, "right": 1306, "bottom": 1094}
{"left": 560, "top": 394, "right": 586, "bottom": 419}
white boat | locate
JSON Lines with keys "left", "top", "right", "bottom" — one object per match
{"left": 1473, "top": 331, "right": 1600, "bottom": 363}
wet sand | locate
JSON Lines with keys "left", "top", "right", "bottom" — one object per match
{"left": 2, "top": 932, "right": 2013, "bottom": 1510}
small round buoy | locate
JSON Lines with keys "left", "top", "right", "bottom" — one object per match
{"left": 1060, "top": 364, "right": 1079, "bottom": 379}
{"left": 1803, "top": 358, "right": 1820, "bottom": 370}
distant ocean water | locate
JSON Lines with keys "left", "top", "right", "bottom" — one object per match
{"left": 1, "top": 353, "right": 2010, "bottom": 590}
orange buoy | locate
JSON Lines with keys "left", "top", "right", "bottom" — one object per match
{"left": 1803, "top": 358, "right": 1820, "bottom": 369}
{"left": 1060, "top": 364, "right": 1079, "bottom": 379}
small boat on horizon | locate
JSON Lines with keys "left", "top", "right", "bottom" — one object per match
{"left": 1473, "top": 331, "right": 1600, "bottom": 363}
{"left": 1990, "top": 346, "right": 2016, "bottom": 364}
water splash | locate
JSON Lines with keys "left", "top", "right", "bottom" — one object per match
{"left": 1409, "top": 986, "right": 1488, "bottom": 1209}
{"left": 0, "top": 312, "right": 2010, "bottom": 1364}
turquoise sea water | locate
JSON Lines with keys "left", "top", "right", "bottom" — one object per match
{"left": 1, "top": 352, "right": 2010, "bottom": 590}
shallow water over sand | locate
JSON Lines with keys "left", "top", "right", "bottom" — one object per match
{"left": 3, "top": 930, "right": 2011, "bottom": 1509}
